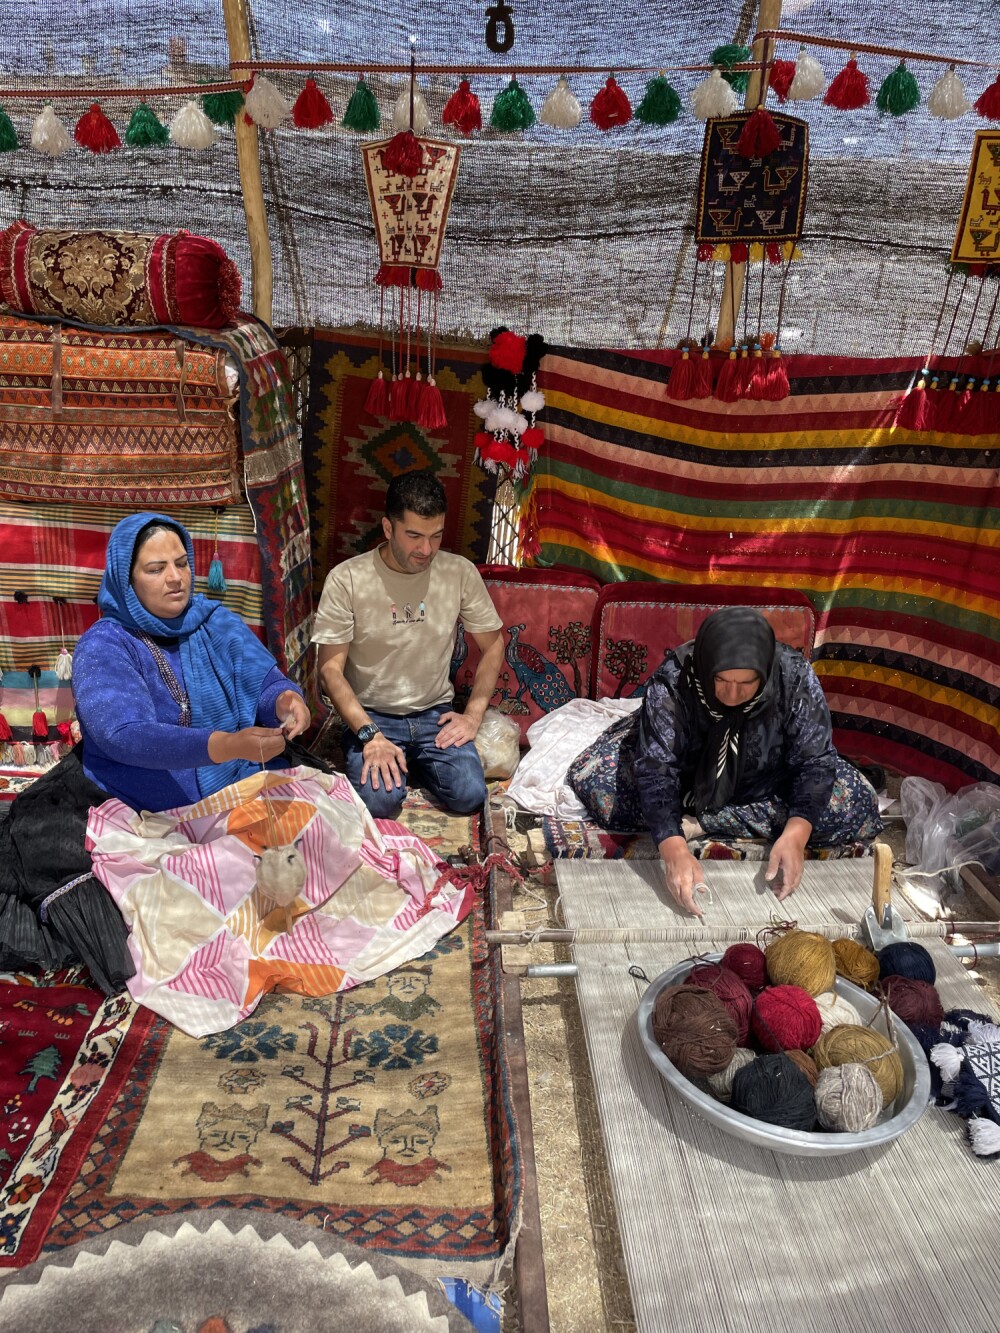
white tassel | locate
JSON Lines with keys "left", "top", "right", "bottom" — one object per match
{"left": 473, "top": 398, "right": 492, "bottom": 419}
{"left": 788, "top": 47, "right": 826, "bottom": 101}
{"left": 540, "top": 75, "right": 582, "bottom": 129}
{"left": 927, "top": 65, "right": 970, "bottom": 120}
{"left": 965, "top": 1019, "right": 1000, "bottom": 1047}
{"left": 486, "top": 405, "right": 518, "bottom": 432}
{"left": 930, "top": 1042, "right": 963, "bottom": 1083}
{"left": 968, "top": 1117, "right": 1000, "bottom": 1156}
{"left": 245, "top": 75, "right": 291, "bottom": 130}
{"left": 169, "top": 99, "right": 217, "bottom": 149}
{"left": 54, "top": 648, "right": 73, "bottom": 681}
{"left": 691, "top": 69, "right": 737, "bottom": 120}
{"left": 22, "top": 743, "right": 36, "bottom": 766}
{"left": 520, "top": 389, "right": 545, "bottom": 413}
{"left": 511, "top": 412, "right": 529, "bottom": 435}
{"left": 31, "top": 104, "right": 71, "bottom": 157}
{"left": 393, "top": 85, "right": 429, "bottom": 133}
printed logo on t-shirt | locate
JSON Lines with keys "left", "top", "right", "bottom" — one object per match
{"left": 390, "top": 601, "right": 426, "bottom": 626}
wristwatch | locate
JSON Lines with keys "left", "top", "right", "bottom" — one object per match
{"left": 356, "top": 722, "right": 382, "bottom": 745}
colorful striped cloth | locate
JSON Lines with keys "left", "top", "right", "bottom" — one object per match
{"left": 530, "top": 347, "right": 1000, "bottom": 789}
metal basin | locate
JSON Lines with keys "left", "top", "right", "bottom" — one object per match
{"left": 637, "top": 955, "right": 931, "bottom": 1157}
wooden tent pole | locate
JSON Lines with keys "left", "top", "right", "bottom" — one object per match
{"left": 221, "top": 0, "right": 273, "bottom": 324}
{"left": 716, "top": 0, "right": 782, "bottom": 349}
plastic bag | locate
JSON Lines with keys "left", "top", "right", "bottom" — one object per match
{"left": 900, "top": 776, "right": 1000, "bottom": 876}
{"left": 473, "top": 708, "right": 522, "bottom": 780}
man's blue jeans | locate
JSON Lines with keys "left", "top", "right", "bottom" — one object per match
{"left": 342, "top": 705, "right": 487, "bottom": 819}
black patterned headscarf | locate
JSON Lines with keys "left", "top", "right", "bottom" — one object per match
{"left": 681, "top": 608, "right": 777, "bottom": 815}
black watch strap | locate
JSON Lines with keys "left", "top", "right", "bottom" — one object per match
{"left": 356, "top": 722, "right": 382, "bottom": 744}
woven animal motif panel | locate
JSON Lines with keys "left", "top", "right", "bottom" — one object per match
{"left": 452, "top": 566, "right": 602, "bottom": 742}
{"left": 0, "top": 313, "right": 240, "bottom": 505}
{"left": 696, "top": 112, "right": 808, "bottom": 244}
{"left": 531, "top": 345, "right": 1000, "bottom": 790}
{"left": 361, "top": 139, "right": 461, "bottom": 272}
{"left": 952, "top": 130, "right": 1000, "bottom": 265}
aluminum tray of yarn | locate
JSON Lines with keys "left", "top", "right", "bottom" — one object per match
{"left": 637, "top": 955, "right": 931, "bottom": 1157}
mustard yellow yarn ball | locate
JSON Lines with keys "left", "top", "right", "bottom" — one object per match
{"left": 832, "top": 937, "right": 880, "bottom": 991}
{"left": 765, "top": 930, "right": 836, "bottom": 996}
{"left": 812, "top": 1023, "right": 904, "bottom": 1107}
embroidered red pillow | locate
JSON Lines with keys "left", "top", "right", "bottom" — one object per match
{"left": 0, "top": 221, "right": 242, "bottom": 329}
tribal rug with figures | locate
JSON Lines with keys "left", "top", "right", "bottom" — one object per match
{"left": 0, "top": 792, "right": 520, "bottom": 1291}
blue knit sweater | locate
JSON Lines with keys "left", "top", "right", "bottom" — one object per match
{"left": 73, "top": 617, "right": 302, "bottom": 813}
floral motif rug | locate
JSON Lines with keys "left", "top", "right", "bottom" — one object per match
{"left": 0, "top": 794, "right": 519, "bottom": 1289}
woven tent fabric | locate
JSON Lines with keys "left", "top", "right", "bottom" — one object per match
{"left": 302, "top": 328, "right": 495, "bottom": 600}
{"left": 0, "top": 3, "right": 994, "bottom": 356}
{"left": 529, "top": 345, "right": 1000, "bottom": 790}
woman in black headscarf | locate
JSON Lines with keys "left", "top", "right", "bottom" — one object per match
{"left": 568, "top": 607, "right": 881, "bottom": 915}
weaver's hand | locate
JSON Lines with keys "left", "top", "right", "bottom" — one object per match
{"left": 362, "top": 734, "right": 408, "bottom": 792}
{"left": 277, "top": 691, "right": 311, "bottom": 739}
{"left": 209, "top": 725, "right": 286, "bottom": 765}
{"left": 659, "top": 835, "right": 708, "bottom": 918}
{"left": 765, "top": 817, "right": 812, "bottom": 901}
{"left": 435, "top": 710, "right": 479, "bottom": 749}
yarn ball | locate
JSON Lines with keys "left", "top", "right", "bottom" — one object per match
{"left": 832, "top": 937, "right": 880, "bottom": 990}
{"left": 880, "top": 975, "right": 945, "bottom": 1028}
{"left": 721, "top": 942, "right": 768, "bottom": 991}
{"left": 877, "top": 941, "right": 936, "bottom": 984}
{"left": 652, "top": 984, "right": 739, "bottom": 1079}
{"left": 684, "top": 964, "right": 754, "bottom": 1043}
{"left": 766, "top": 930, "right": 837, "bottom": 996}
{"left": 814, "top": 1062, "right": 884, "bottom": 1132}
{"left": 812, "top": 1023, "right": 904, "bottom": 1107}
{"left": 751, "top": 984, "right": 822, "bottom": 1052}
{"left": 730, "top": 1052, "right": 817, "bottom": 1131}
{"left": 706, "top": 1046, "right": 756, "bottom": 1103}
{"left": 814, "top": 988, "right": 864, "bottom": 1036}
{"left": 785, "top": 1046, "right": 820, "bottom": 1088}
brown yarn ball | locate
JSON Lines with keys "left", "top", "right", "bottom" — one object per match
{"left": 785, "top": 1047, "right": 820, "bottom": 1088}
{"left": 880, "top": 975, "right": 945, "bottom": 1028}
{"left": 766, "top": 930, "right": 836, "bottom": 996}
{"left": 812, "top": 1023, "right": 904, "bottom": 1107}
{"left": 652, "top": 984, "right": 739, "bottom": 1079}
{"left": 684, "top": 963, "right": 754, "bottom": 1044}
{"left": 832, "top": 937, "right": 880, "bottom": 990}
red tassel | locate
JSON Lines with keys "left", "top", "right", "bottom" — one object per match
{"left": 74, "top": 102, "right": 121, "bottom": 153}
{"left": 0, "top": 711, "right": 12, "bottom": 742}
{"left": 521, "top": 426, "right": 544, "bottom": 454}
{"left": 483, "top": 437, "right": 519, "bottom": 469}
{"left": 473, "top": 430, "right": 495, "bottom": 459}
{"left": 692, "top": 349, "right": 714, "bottom": 398}
{"left": 824, "top": 58, "right": 870, "bottom": 111}
{"left": 713, "top": 349, "right": 741, "bottom": 402}
{"left": 665, "top": 348, "right": 696, "bottom": 401}
{"left": 975, "top": 73, "right": 1000, "bottom": 120}
{"left": 746, "top": 347, "right": 769, "bottom": 400}
{"left": 893, "top": 368, "right": 933, "bottom": 432}
{"left": 364, "top": 370, "right": 388, "bottom": 417}
{"left": 375, "top": 263, "right": 411, "bottom": 288}
{"left": 762, "top": 348, "right": 790, "bottom": 402}
{"left": 56, "top": 720, "right": 74, "bottom": 745}
{"left": 414, "top": 268, "right": 442, "bottom": 292}
{"left": 32, "top": 709, "right": 49, "bottom": 739}
{"left": 415, "top": 376, "right": 448, "bottom": 431}
{"left": 403, "top": 372, "right": 422, "bottom": 418}
{"left": 963, "top": 378, "right": 995, "bottom": 432}
{"left": 765, "top": 242, "right": 783, "bottom": 265}
{"left": 736, "top": 106, "right": 782, "bottom": 158}
{"left": 697, "top": 242, "right": 716, "bottom": 262}
{"left": 730, "top": 242, "right": 749, "bottom": 264}
{"left": 768, "top": 59, "right": 796, "bottom": 103}
{"left": 443, "top": 79, "right": 482, "bottom": 136}
{"left": 293, "top": 76, "right": 334, "bottom": 129}
{"left": 382, "top": 130, "right": 424, "bottom": 176}
{"left": 734, "top": 345, "right": 755, "bottom": 398}
{"left": 589, "top": 76, "right": 633, "bottom": 130}
{"left": 489, "top": 331, "right": 527, "bottom": 373}
{"left": 388, "top": 374, "right": 407, "bottom": 420}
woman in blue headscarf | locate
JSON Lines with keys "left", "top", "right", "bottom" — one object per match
{"left": 0, "top": 513, "right": 312, "bottom": 993}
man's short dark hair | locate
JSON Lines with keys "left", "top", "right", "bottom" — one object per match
{"left": 385, "top": 470, "right": 447, "bottom": 522}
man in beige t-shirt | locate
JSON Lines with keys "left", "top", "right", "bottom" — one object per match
{"left": 313, "top": 469, "right": 504, "bottom": 817}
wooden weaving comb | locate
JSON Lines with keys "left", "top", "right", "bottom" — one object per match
{"left": 861, "top": 842, "right": 908, "bottom": 951}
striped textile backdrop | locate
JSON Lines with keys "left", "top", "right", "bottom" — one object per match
{"left": 530, "top": 346, "right": 1000, "bottom": 790}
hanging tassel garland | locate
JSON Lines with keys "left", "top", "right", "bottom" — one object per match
{"left": 788, "top": 47, "right": 826, "bottom": 101}
{"left": 202, "top": 88, "right": 245, "bottom": 125}
{"left": 125, "top": 102, "right": 170, "bottom": 147}
{"left": 768, "top": 59, "right": 797, "bottom": 104}
{"left": 876, "top": 62, "right": 920, "bottom": 117}
{"left": 341, "top": 77, "right": 381, "bottom": 132}
{"left": 169, "top": 100, "right": 217, "bottom": 149}
{"left": 364, "top": 370, "right": 389, "bottom": 417}
{"left": 634, "top": 73, "right": 682, "bottom": 125}
{"left": 393, "top": 84, "right": 429, "bottom": 133}
{"left": 31, "top": 104, "right": 71, "bottom": 157}
{"left": 540, "top": 76, "right": 582, "bottom": 128}
{"left": 736, "top": 106, "right": 781, "bottom": 158}
{"left": 244, "top": 75, "right": 291, "bottom": 129}
{"left": 293, "top": 76, "right": 334, "bottom": 129}
{"left": 0, "top": 105, "right": 19, "bottom": 153}
{"left": 443, "top": 78, "right": 482, "bottom": 135}
{"left": 590, "top": 76, "right": 632, "bottom": 130}
{"left": 927, "top": 66, "right": 970, "bottom": 120}
{"left": 975, "top": 72, "right": 1000, "bottom": 121}
{"left": 710, "top": 44, "right": 753, "bottom": 94}
{"left": 692, "top": 69, "right": 737, "bottom": 120}
{"left": 824, "top": 57, "right": 870, "bottom": 110}
{"left": 74, "top": 103, "right": 120, "bottom": 153}
{"left": 490, "top": 78, "right": 535, "bottom": 131}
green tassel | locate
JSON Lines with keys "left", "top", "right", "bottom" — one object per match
{"left": 125, "top": 102, "right": 169, "bottom": 147}
{"left": 635, "top": 74, "right": 682, "bottom": 125}
{"left": 207, "top": 555, "right": 226, "bottom": 594}
{"left": 876, "top": 61, "right": 921, "bottom": 117}
{"left": 201, "top": 89, "right": 245, "bottom": 126}
{"left": 341, "top": 77, "right": 381, "bottom": 132}
{"left": 710, "top": 44, "right": 752, "bottom": 94}
{"left": 0, "top": 105, "right": 19, "bottom": 153}
{"left": 490, "top": 77, "right": 535, "bottom": 131}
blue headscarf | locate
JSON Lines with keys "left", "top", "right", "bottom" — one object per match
{"left": 99, "top": 512, "right": 279, "bottom": 796}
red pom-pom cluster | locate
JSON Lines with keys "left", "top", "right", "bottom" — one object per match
{"left": 489, "top": 331, "right": 528, "bottom": 373}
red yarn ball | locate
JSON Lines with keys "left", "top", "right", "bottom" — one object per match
{"left": 751, "top": 984, "right": 822, "bottom": 1053}
{"left": 721, "top": 943, "right": 768, "bottom": 992}
{"left": 880, "top": 975, "right": 945, "bottom": 1028}
{"left": 684, "top": 964, "right": 754, "bottom": 1044}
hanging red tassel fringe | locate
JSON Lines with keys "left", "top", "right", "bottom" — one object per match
{"left": 765, "top": 242, "right": 783, "bottom": 265}
{"left": 56, "top": 720, "right": 74, "bottom": 745}
{"left": 714, "top": 349, "right": 742, "bottom": 402}
{"left": 736, "top": 106, "right": 781, "bottom": 158}
{"left": 293, "top": 76, "right": 334, "bottom": 129}
{"left": 0, "top": 711, "right": 11, "bottom": 742}
{"left": 414, "top": 269, "right": 442, "bottom": 292}
{"left": 824, "top": 58, "right": 870, "bottom": 110}
{"left": 762, "top": 349, "right": 790, "bottom": 401}
{"left": 404, "top": 373, "right": 423, "bottom": 418}
{"left": 416, "top": 377, "right": 448, "bottom": 431}
{"left": 734, "top": 346, "right": 755, "bottom": 398}
{"left": 590, "top": 76, "right": 632, "bottom": 130}
{"left": 730, "top": 241, "right": 749, "bottom": 264}
{"left": 443, "top": 79, "right": 482, "bottom": 136}
{"left": 32, "top": 709, "right": 49, "bottom": 739}
{"left": 963, "top": 378, "right": 995, "bottom": 433}
{"left": 768, "top": 59, "right": 797, "bottom": 103}
{"left": 74, "top": 102, "right": 120, "bottom": 153}
{"left": 746, "top": 347, "right": 769, "bottom": 399}
{"left": 692, "top": 349, "right": 714, "bottom": 398}
{"left": 521, "top": 426, "right": 544, "bottom": 454}
{"left": 383, "top": 130, "right": 424, "bottom": 176}
{"left": 666, "top": 348, "right": 696, "bottom": 401}
{"left": 975, "top": 73, "right": 1000, "bottom": 120}
{"left": 893, "top": 369, "right": 933, "bottom": 432}
{"left": 375, "top": 263, "right": 411, "bottom": 288}
{"left": 364, "top": 371, "right": 389, "bottom": 417}
{"left": 388, "top": 375, "right": 408, "bottom": 420}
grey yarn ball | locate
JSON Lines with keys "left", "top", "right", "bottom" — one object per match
{"left": 814, "top": 1061, "right": 883, "bottom": 1132}
{"left": 706, "top": 1046, "right": 756, "bottom": 1103}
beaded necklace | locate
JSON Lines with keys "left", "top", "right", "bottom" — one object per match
{"left": 134, "top": 629, "right": 192, "bottom": 727}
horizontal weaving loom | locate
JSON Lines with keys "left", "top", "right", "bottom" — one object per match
{"left": 558, "top": 857, "right": 1000, "bottom": 1332}
{"left": 531, "top": 347, "right": 1000, "bottom": 789}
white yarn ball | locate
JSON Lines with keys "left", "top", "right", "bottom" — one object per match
{"left": 814, "top": 989, "right": 863, "bottom": 1036}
